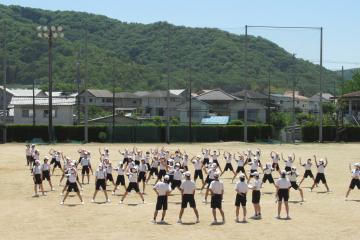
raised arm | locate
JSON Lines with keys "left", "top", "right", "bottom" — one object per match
{"left": 292, "top": 153, "right": 295, "bottom": 162}
{"left": 299, "top": 157, "right": 302, "bottom": 165}
{"left": 281, "top": 153, "right": 285, "bottom": 161}
{"left": 324, "top": 157, "right": 328, "bottom": 167}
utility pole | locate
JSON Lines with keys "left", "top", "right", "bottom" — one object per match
{"left": 32, "top": 77, "right": 36, "bottom": 126}
{"left": 341, "top": 66, "right": 344, "bottom": 126}
{"left": 319, "top": 27, "right": 323, "bottom": 143}
{"left": 84, "top": 29, "right": 89, "bottom": 143}
{"left": 267, "top": 67, "right": 271, "bottom": 125}
{"left": 188, "top": 65, "right": 192, "bottom": 143}
{"left": 292, "top": 53, "right": 296, "bottom": 144}
{"left": 244, "top": 25, "right": 248, "bottom": 142}
{"left": 76, "top": 51, "right": 81, "bottom": 125}
{"left": 166, "top": 26, "right": 171, "bottom": 144}
{"left": 2, "top": 22, "right": 7, "bottom": 143}
{"left": 112, "top": 62, "right": 116, "bottom": 143}
{"left": 48, "top": 29, "right": 54, "bottom": 142}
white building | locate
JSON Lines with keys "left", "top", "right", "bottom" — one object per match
{"left": 11, "top": 97, "right": 75, "bottom": 125}
{"left": 309, "top": 93, "right": 334, "bottom": 113}
{"left": 176, "top": 98, "right": 210, "bottom": 123}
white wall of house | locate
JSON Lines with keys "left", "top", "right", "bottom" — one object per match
{"left": 14, "top": 105, "right": 74, "bottom": 125}
{"left": 78, "top": 92, "right": 113, "bottom": 107}
{"left": 115, "top": 98, "right": 141, "bottom": 108}
{"left": 177, "top": 100, "right": 210, "bottom": 123}
{"left": 141, "top": 97, "right": 184, "bottom": 117}
{"left": 229, "top": 101, "right": 266, "bottom": 123}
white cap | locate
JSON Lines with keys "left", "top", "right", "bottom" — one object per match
{"left": 197, "top": 155, "right": 201, "bottom": 158}
{"left": 184, "top": 171, "right": 191, "bottom": 177}
{"left": 291, "top": 166, "right": 297, "bottom": 171}
{"left": 254, "top": 156, "right": 259, "bottom": 160}
{"left": 212, "top": 163, "right": 217, "bottom": 168}
{"left": 354, "top": 162, "right": 360, "bottom": 167}
{"left": 44, "top": 156, "right": 49, "bottom": 160}
{"left": 164, "top": 175, "right": 170, "bottom": 180}
{"left": 251, "top": 171, "right": 259, "bottom": 177}
{"left": 35, "top": 160, "right": 40, "bottom": 164}
{"left": 319, "top": 159, "right": 324, "bottom": 163}
{"left": 214, "top": 172, "right": 219, "bottom": 178}
{"left": 281, "top": 170, "right": 286, "bottom": 175}
{"left": 239, "top": 173, "right": 245, "bottom": 178}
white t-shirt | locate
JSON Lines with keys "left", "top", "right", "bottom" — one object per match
{"left": 263, "top": 166, "right": 273, "bottom": 175}
{"left": 272, "top": 156, "right": 279, "bottom": 164}
{"left": 68, "top": 170, "right": 77, "bottom": 183}
{"left": 251, "top": 179, "right": 262, "bottom": 190}
{"left": 209, "top": 180, "right": 224, "bottom": 194}
{"left": 80, "top": 158, "right": 89, "bottom": 166}
{"left": 276, "top": 178, "right": 291, "bottom": 189}
{"left": 193, "top": 160, "right": 202, "bottom": 170}
{"left": 183, "top": 156, "right": 189, "bottom": 166}
{"left": 351, "top": 169, "right": 360, "bottom": 178}
{"left": 117, "top": 167, "right": 124, "bottom": 175}
{"left": 207, "top": 168, "right": 218, "bottom": 180}
{"left": 151, "top": 160, "right": 159, "bottom": 168}
{"left": 138, "top": 163, "right": 148, "bottom": 172}
{"left": 225, "top": 156, "right": 232, "bottom": 164}
{"left": 174, "top": 169, "right": 183, "bottom": 180}
{"left": 285, "top": 160, "right": 293, "bottom": 167}
{"left": 317, "top": 164, "right": 326, "bottom": 173}
{"left": 128, "top": 172, "right": 138, "bottom": 182}
{"left": 41, "top": 163, "right": 50, "bottom": 171}
{"left": 302, "top": 162, "right": 312, "bottom": 170}
{"left": 235, "top": 181, "right": 248, "bottom": 194}
{"left": 180, "top": 180, "right": 196, "bottom": 194}
{"left": 250, "top": 160, "right": 260, "bottom": 170}
{"left": 236, "top": 159, "right": 245, "bottom": 167}
{"left": 154, "top": 182, "right": 171, "bottom": 196}
{"left": 288, "top": 172, "right": 299, "bottom": 182}
{"left": 26, "top": 148, "right": 31, "bottom": 156}
{"left": 106, "top": 165, "right": 113, "bottom": 174}
{"left": 33, "top": 165, "right": 42, "bottom": 174}
{"left": 95, "top": 169, "right": 106, "bottom": 179}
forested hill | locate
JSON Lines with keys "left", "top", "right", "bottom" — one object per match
{"left": 0, "top": 4, "right": 338, "bottom": 96}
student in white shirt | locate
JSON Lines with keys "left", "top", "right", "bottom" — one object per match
{"left": 91, "top": 164, "right": 110, "bottom": 203}
{"left": 270, "top": 151, "right": 281, "bottom": 173}
{"left": 275, "top": 170, "right": 291, "bottom": 219}
{"left": 182, "top": 152, "right": 189, "bottom": 171}
{"left": 288, "top": 167, "right": 304, "bottom": 202}
{"left": 202, "top": 163, "right": 220, "bottom": 203}
{"left": 50, "top": 149, "right": 63, "bottom": 175}
{"left": 171, "top": 163, "right": 183, "bottom": 191}
{"left": 120, "top": 167, "right": 145, "bottom": 204}
{"left": 80, "top": 152, "right": 91, "bottom": 184}
{"left": 112, "top": 163, "right": 126, "bottom": 195}
{"left": 25, "top": 144, "right": 31, "bottom": 168}
{"left": 249, "top": 172, "right": 262, "bottom": 219}
{"left": 138, "top": 159, "right": 148, "bottom": 194}
{"left": 192, "top": 155, "right": 205, "bottom": 186}
{"left": 178, "top": 172, "right": 200, "bottom": 224}
{"left": 310, "top": 158, "right": 330, "bottom": 192}
{"left": 209, "top": 173, "right": 225, "bottom": 224}
{"left": 234, "top": 173, "right": 248, "bottom": 222}
{"left": 346, "top": 162, "right": 360, "bottom": 198}
{"left": 154, "top": 157, "right": 168, "bottom": 185}
{"left": 262, "top": 163, "right": 275, "bottom": 187}
{"left": 60, "top": 165, "right": 84, "bottom": 205}
{"left": 32, "top": 160, "right": 46, "bottom": 197}
{"left": 281, "top": 153, "right": 295, "bottom": 172}
{"left": 41, "top": 156, "right": 54, "bottom": 191}
{"left": 151, "top": 175, "right": 171, "bottom": 224}
{"left": 147, "top": 157, "right": 159, "bottom": 184}
{"left": 220, "top": 151, "right": 236, "bottom": 178}
{"left": 232, "top": 154, "right": 249, "bottom": 182}
{"left": 202, "top": 148, "right": 210, "bottom": 165}
{"left": 104, "top": 160, "right": 116, "bottom": 187}
{"left": 299, "top": 157, "right": 316, "bottom": 186}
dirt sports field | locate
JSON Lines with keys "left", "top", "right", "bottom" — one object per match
{"left": 0, "top": 142, "right": 359, "bottom": 240}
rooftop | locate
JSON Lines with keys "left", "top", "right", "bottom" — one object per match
{"left": 232, "top": 90, "right": 268, "bottom": 99}
{"left": 196, "top": 89, "right": 240, "bottom": 101}
{"left": 10, "top": 97, "right": 76, "bottom": 106}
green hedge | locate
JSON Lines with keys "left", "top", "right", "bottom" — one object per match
{"left": 302, "top": 125, "right": 360, "bottom": 142}
{"left": 0, "top": 124, "right": 272, "bottom": 143}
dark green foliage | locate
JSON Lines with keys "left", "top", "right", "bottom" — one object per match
{"left": 0, "top": 4, "right": 338, "bottom": 95}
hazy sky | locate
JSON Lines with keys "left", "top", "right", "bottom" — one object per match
{"left": 1, "top": 0, "right": 359, "bottom": 70}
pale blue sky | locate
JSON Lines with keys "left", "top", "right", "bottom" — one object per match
{"left": 1, "top": 0, "right": 359, "bottom": 70}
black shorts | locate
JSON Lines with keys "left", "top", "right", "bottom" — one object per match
{"left": 236, "top": 166, "right": 245, "bottom": 173}
{"left": 249, "top": 169, "right": 257, "bottom": 178}
{"left": 206, "top": 177, "right": 214, "bottom": 186}
{"left": 116, "top": 175, "right": 125, "bottom": 186}
{"left": 211, "top": 194, "right": 222, "bottom": 209}
{"left": 183, "top": 165, "right": 188, "bottom": 171}
{"left": 158, "top": 169, "right": 166, "bottom": 179}
{"left": 252, "top": 190, "right": 261, "bottom": 204}
{"left": 304, "top": 170, "right": 314, "bottom": 178}
{"left": 54, "top": 161, "right": 61, "bottom": 169}
{"left": 235, "top": 193, "right": 247, "bottom": 207}
{"left": 67, "top": 182, "right": 79, "bottom": 192}
{"left": 169, "top": 175, "right": 174, "bottom": 182}
{"left": 213, "top": 159, "right": 219, "bottom": 165}
{"left": 106, "top": 173, "right": 114, "bottom": 182}
{"left": 262, "top": 174, "right": 274, "bottom": 184}
{"left": 50, "top": 158, "right": 56, "bottom": 165}
{"left": 146, "top": 163, "right": 151, "bottom": 170}
{"left": 96, "top": 179, "right": 106, "bottom": 190}
{"left": 290, "top": 181, "right": 299, "bottom": 190}
{"left": 82, "top": 166, "right": 90, "bottom": 175}
{"left": 224, "top": 163, "right": 234, "bottom": 171}
{"left": 203, "top": 158, "right": 210, "bottom": 165}
{"left": 149, "top": 167, "right": 158, "bottom": 176}
{"left": 171, "top": 180, "right": 181, "bottom": 189}
{"left": 126, "top": 182, "right": 140, "bottom": 192}
{"left": 26, "top": 155, "right": 32, "bottom": 163}
{"left": 34, "top": 174, "right": 42, "bottom": 184}
{"left": 123, "top": 158, "right": 129, "bottom": 164}
{"left": 277, "top": 189, "right": 289, "bottom": 202}
{"left": 42, "top": 170, "right": 50, "bottom": 181}
{"left": 194, "top": 170, "right": 203, "bottom": 180}
{"left": 285, "top": 166, "right": 292, "bottom": 172}
{"left": 181, "top": 194, "right": 196, "bottom": 208}
{"left": 349, "top": 178, "right": 360, "bottom": 190}
{"left": 138, "top": 172, "right": 146, "bottom": 182}
{"left": 272, "top": 163, "right": 280, "bottom": 171}
{"left": 315, "top": 173, "right": 326, "bottom": 184}
{"left": 134, "top": 160, "right": 140, "bottom": 166}
{"left": 156, "top": 195, "right": 168, "bottom": 210}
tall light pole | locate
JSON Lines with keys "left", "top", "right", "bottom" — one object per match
{"left": 75, "top": 51, "right": 81, "bottom": 125}
{"left": 244, "top": 25, "right": 248, "bottom": 142}
{"left": 166, "top": 26, "right": 171, "bottom": 144}
{"left": 291, "top": 53, "right": 296, "bottom": 143}
{"left": 84, "top": 29, "right": 89, "bottom": 143}
{"left": 112, "top": 62, "right": 116, "bottom": 143}
{"left": 37, "top": 25, "right": 64, "bottom": 142}
{"left": 319, "top": 27, "right": 323, "bottom": 142}
{"left": 188, "top": 64, "right": 192, "bottom": 143}
{"left": 2, "top": 21, "right": 7, "bottom": 143}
